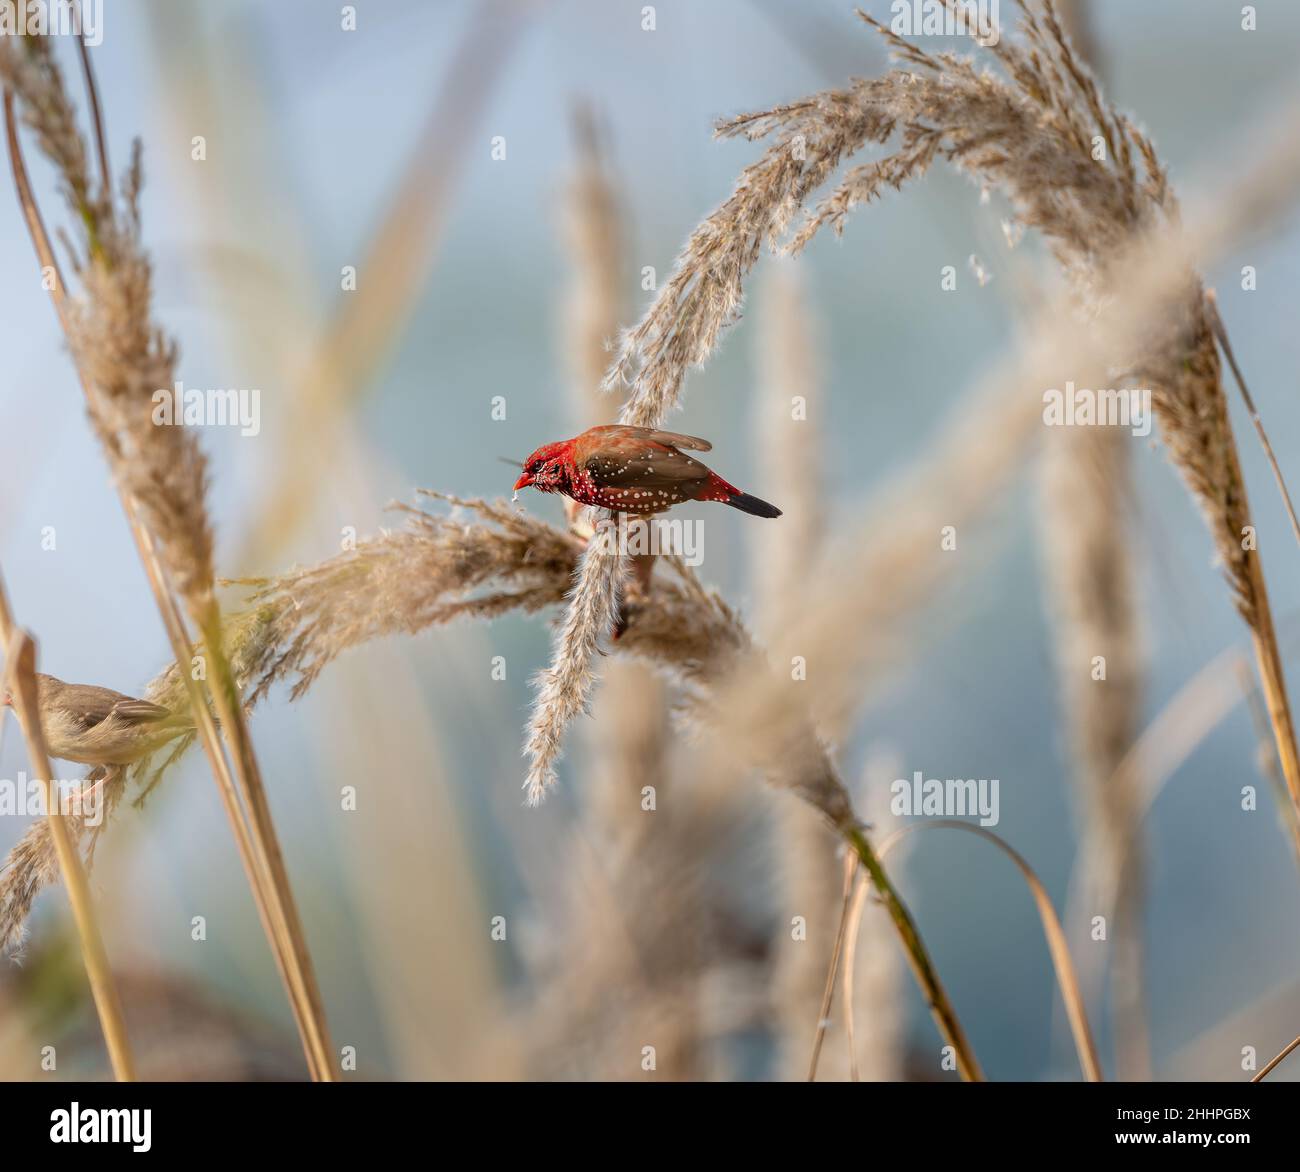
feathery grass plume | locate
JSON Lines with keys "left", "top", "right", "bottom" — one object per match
{"left": 523, "top": 0, "right": 1167, "bottom": 806}
{"left": 233, "top": 494, "right": 580, "bottom": 703}
{"left": 533, "top": 106, "right": 710, "bottom": 1077}
{"left": 562, "top": 105, "right": 673, "bottom": 842}
{"left": 522, "top": 534, "right": 626, "bottom": 805}
{"left": 523, "top": 15, "right": 921, "bottom": 802}
{"left": 224, "top": 495, "right": 978, "bottom": 1076}
{"left": 0, "top": 765, "right": 122, "bottom": 959}
{"left": 230, "top": 495, "right": 845, "bottom": 823}
{"left": 705, "top": 0, "right": 1300, "bottom": 849}
{"left": 0, "top": 35, "right": 212, "bottom": 604}
{"left": 523, "top": 786, "right": 723, "bottom": 1080}
{"left": 0, "top": 31, "right": 336, "bottom": 1076}
{"left": 1034, "top": 0, "right": 1148, "bottom": 1080}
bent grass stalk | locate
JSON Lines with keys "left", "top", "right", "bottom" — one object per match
{"left": 805, "top": 851, "right": 858, "bottom": 1081}
{"left": 0, "top": 576, "right": 136, "bottom": 1081}
{"left": 841, "top": 824, "right": 982, "bottom": 1081}
{"left": 1252, "top": 1035, "right": 1300, "bottom": 1083}
{"left": 867, "top": 821, "right": 1102, "bottom": 1082}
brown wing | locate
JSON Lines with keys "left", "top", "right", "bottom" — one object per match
{"left": 642, "top": 428, "right": 711, "bottom": 453}
{"left": 111, "top": 699, "right": 177, "bottom": 725}
{"left": 59, "top": 684, "right": 174, "bottom": 730}
{"left": 584, "top": 424, "right": 712, "bottom": 452}
{"left": 580, "top": 442, "right": 712, "bottom": 496}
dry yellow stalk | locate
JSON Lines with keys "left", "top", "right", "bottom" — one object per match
{"left": 0, "top": 576, "right": 136, "bottom": 1081}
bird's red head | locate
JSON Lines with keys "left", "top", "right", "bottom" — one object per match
{"left": 1, "top": 689, "right": 11, "bottom": 707}
{"left": 513, "top": 439, "right": 572, "bottom": 495}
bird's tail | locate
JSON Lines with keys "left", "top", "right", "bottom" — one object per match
{"left": 726, "top": 491, "right": 782, "bottom": 518}
{"left": 702, "top": 471, "right": 783, "bottom": 518}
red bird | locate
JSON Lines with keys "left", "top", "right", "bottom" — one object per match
{"left": 512, "top": 425, "right": 782, "bottom": 518}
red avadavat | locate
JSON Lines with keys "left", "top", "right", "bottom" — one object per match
{"left": 513, "top": 424, "right": 782, "bottom": 518}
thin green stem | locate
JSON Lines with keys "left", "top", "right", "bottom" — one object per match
{"left": 841, "top": 823, "right": 984, "bottom": 1081}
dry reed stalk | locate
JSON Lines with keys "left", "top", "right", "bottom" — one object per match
{"left": 226, "top": 495, "right": 982, "bottom": 1080}
{"left": 806, "top": 851, "right": 857, "bottom": 1082}
{"left": 1253, "top": 1035, "right": 1300, "bottom": 1083}
{"left": 706, "top": 71, "right": 1300, "bottom": 1073}
{"left": 523, "top": 791, "right": 725, "bottom": 1080}
{"left": 866, "top": 821, "right": 1102, "bottom": 1081}
{"left": 10, "top": 58, "right": 1295, "bottom": 1061}
{"left": 143, "top": 10, "right": 519, "bottom": 1071}
{"left": 721, "top": 370, "right": 1041, "bottom": 756}
{"left": 522, "top": 0, "right": 927, "bottom": 798}
{"left": 1038, "top": 0, "right": 1148, "bottom": 1080}
{"left": 755, "top": 266, "right": 839, "bottom": 1078}
{"left": 526, "top": 0, "right": 1281, "bottom": 809}
{"left": 519, "top": 109, "right": 712, "bottom": 1080}
{"left": 754, "top": 265, "right": 900, "bottom": 1080}
{"left": 839, "top": 760, "right": 908, "bottom": 1081}
{"left": 1038, "top": 423, "right": 1147, "bottom": 1077}
{"left": 700, "top": 0, "right": 1300, "bottom": 856}
{"left": 1054, "top": 0, "right": 1100, "bottom": 71}
{"left": 0, "top": 33, "right": 334, "bottom": 1078}
{"left": 807, "top": 760, "right": 907, "bottom": 1083}
{"left": 0, "top": 576, "right": 136, "bottom": 1081}
{"left": 562, "top": 104, "right": 672, "bottom": 834}
{"left": 1063, "top": 628, "right": 1300, "bottom": 1038}
{"left": 1162, "top": 974, "right": 1300, "bottom": 1080}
